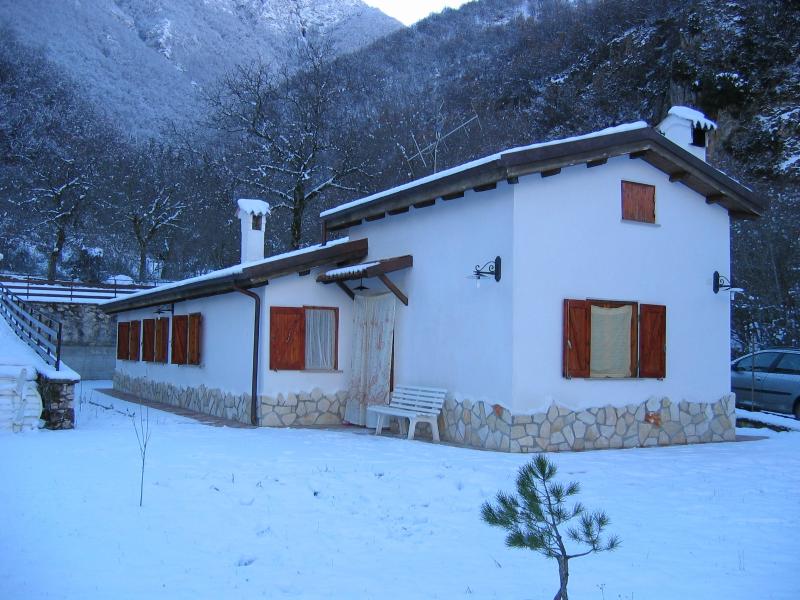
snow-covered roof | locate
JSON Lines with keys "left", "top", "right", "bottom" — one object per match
{"left": 321, "top": 122, "right": 648, "bottom": 218}
{"left": 101, "top": 237, "right": 369, "bottom": 314}
{"left": 320, "top": 119, "right": 765, "bottom": 229}
{"left": 237, "top": 198, "right": 271, "bottom": 216}
{"left": 322, "top": 262, "right": 380, "bottom": 278}
{"left": 667, "top": 106, "right": 717, "bottom": 130}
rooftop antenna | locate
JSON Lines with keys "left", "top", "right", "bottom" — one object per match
{"left": 404, "top": 105, "right": 482, "bottom": 177}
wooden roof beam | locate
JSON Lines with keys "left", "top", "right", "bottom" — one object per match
{"left": 586, "top": 158, "right": 607, "bottom": 168}
{"left": 378, "top": 274, "right": 408, "bottom": 306}
{"left": 669, "top": 171, "right": 690, "bottom": 183}
{"left": 706, "top": 194, "right": 726, "bottom": 205}
{"left": 541, "top": 168, "right": 561, "bottom": 178}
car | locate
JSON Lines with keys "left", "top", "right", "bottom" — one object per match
{"left": 731, "top": 348, "right": 800, "bottom": 419}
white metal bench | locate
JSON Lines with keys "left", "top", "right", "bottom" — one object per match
{"left": 367, "top": 385, "right": 447, "bottom": 442}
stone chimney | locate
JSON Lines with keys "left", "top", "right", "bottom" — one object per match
{"left": 657, "top": 106, "right": 717, "bottom": 162}
{"left": 236, "top": 199, "right": 270, "bottom": 263}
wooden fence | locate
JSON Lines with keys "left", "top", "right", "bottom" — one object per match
{"left": 0, "top": 282, "right": 63, "bottom": 369}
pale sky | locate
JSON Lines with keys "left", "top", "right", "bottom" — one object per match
{"left": 363, "top": 1, "right": 471, "bottom": 25}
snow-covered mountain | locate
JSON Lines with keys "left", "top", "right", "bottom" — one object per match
{"left": 0, "top": 0, "right": 402, "bottom": 137}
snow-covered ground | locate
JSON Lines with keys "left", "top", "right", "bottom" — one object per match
{"left": 1, "top": 381, "right": 798, "bottom": 599}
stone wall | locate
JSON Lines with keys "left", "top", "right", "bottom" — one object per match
{"left": 37, "top": 375, "right": 77, "bottom": 430}
{"left": 260, "top": 390, "right": 347, "bottom": 427}
{"left": 114, "top": 372, "right": 252, "bottom": 424}
{"left": 114, "top": 373, "right": 347, "bottom": 428}
{"left": 439, "top": 394, "right": 736, "bottom": 452}
{"left": 39, "top": 302, "right": 117, "bottom": 379}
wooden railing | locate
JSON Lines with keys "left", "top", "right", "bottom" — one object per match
{"left": 0, "top": 282, "right": 63, "bottom": 369}
{"left": 0, "top": 276, "right": 154, "bottom": 302}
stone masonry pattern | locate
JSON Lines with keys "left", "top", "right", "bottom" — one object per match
{"left": 114, "top": 373, "right": 735, "bottom": 452}
{"left": 438, "top": 394, "right": 736, "bottom": 452}
{"left": 114, "top": 373, "right": 345, "bottom": 428}
{"left": 38, "top": 376, "right": 76, "bottom": 430}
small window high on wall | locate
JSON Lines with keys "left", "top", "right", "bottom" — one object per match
{"left": 563, "top": 299, "right": 666, "bottom": 379}
{"left": 621, "top": 181, "right": 655, "bottom": 224}
{"left": 270, "top": 306, "right": 338, "bottom": 371}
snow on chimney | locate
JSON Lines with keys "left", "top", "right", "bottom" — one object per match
{"left": 657, "top": 106, "right": 717, "bottom": 162}
{"left": 236, "top": 199, "right": 270, "bottom": 263}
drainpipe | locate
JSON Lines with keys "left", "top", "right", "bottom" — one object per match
{"left": 234, "top": 284, "right": 261, "bottom": 426}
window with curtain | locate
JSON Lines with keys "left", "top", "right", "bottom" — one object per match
{"left": 270, "top": 306, "right": 338, "bottom": 370}
{"left": 305, "top": 308, "right": 337, "bottom": 370}
{"left": 563, "top": 299, "right": 666, "bottom": 379}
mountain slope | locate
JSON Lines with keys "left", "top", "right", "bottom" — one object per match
{"left": 0, "top": 0, "right": 402, "bottom": 137}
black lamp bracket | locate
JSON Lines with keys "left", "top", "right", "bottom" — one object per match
{"left": 474, "top": 256, "right": 501, "bottom": 282}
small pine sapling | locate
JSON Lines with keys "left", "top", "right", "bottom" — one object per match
{"left": 481, "top": 454, "right": 620, "bottom": 600}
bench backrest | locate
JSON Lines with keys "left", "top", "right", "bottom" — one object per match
{"left": 389, "top": 385, "right": 447, "bottom": 415}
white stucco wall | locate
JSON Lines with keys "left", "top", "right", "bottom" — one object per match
{"left": 114, "top": 293, "right": 255, "bottom": 395}
{"left": 114, "top": 268, "right": 354, "bottom": 398}
{"left": 349, "top": 184, "right": 515, "bottom": 407}
{"left": 510, "top": 156, "right": 731, "bottom": 412}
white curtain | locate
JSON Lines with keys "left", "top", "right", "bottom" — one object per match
{"left": 305, "top": 308, "right": 336, "bottom": 370}
{"left": 345, "top": 293, "right": 397, "bottom": 426}
{"left": 590, "top": 305, "right": 632, "bottom": 378}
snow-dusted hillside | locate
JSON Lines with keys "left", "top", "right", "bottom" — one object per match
{"left": 0, "top": 0, "right": 402, "bottom": 137}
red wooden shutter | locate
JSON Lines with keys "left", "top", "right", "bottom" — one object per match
{"left": 639, "top": 304, "right": 666, "bottom": 378}
{"left": 171, "top": 315, "right": 188, "bottom": 365}
{"left": 563, "top": 299, "right": 590, "bottom": 378}
{"left": 129, "top": 320, "right": 141, "bottom": 361}
{"left": 622, "top": 181, "right": 655, "bottom": 223}
{"left": 142, "top": 319, "right": 155, "bottom": 362}
{"left": 270, "top": 307, "right": 305, "bottom": 370}
{"left": 188, "top": 313, "right": 202, "bottom": 365}
{"left": 155, "top": 318, "right": 169, "bottom": 363}
{"left": 117, "top": 322, "right": 130, "bottom": 360}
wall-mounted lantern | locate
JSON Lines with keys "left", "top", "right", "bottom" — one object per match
{"left": 471, "top": 256, "right": 501, "bottom": 287}
{"left": 713, "top": 271, "right": 744, "bottom": 297}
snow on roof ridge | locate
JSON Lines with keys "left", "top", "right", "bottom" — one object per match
{"left": 321, "top": 121, "right": 648, "bottom": 218}
{"left": 668, "top": 106, "right": 717, "bottom": 130}
{"left": 101, "top": 237, "right": 351, "bottom": 305}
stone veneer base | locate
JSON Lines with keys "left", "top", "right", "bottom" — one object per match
{"left": 438, "top": 394, "right": 736, "bottom": 452}
{"left": 113, "top": 373, "right": 346, "bottom": 428}
{"left": 113, "top": 374, "right": 735, "bottom": 453}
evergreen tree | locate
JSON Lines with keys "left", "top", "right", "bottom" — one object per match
{"left": 481, "top": 455, "right": 620, "bottom": 600}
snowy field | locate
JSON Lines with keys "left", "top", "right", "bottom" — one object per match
{"left": 1, "top": 382, "right": 799, "bottom": 600}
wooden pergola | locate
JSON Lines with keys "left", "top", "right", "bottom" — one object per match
{"left": 317, "top": 255, "right": 413, "bottom": 305}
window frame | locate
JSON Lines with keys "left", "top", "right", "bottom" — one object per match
{"left": 563, "top": 298, "right": 666, "bottom": 380}
{"left": 269, "top": 305, "right": 339, "bottom": 372}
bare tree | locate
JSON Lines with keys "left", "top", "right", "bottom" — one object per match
{"left": 209, "top": 38, "right": 370, "bottom": 249}
{"left": 114, "top": 143, "right": 187, "bottom": 282}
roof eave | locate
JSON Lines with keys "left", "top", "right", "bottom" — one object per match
{"left": 322, "top": 128, "right": 765, "bottom": 230}
{"left": 101, "top": 238, "right": 369, "bottom": 314}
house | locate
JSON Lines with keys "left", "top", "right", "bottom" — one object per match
{"left": 102, "top": 107, "right": 765, "bottom": 452}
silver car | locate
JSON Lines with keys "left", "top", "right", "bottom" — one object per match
{"left": 732, "top": 348, "right": 800, "bottom": 419}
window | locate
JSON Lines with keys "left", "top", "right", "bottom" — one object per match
{"left": 691, "top": 126, "right": 706, "bottom": 148}
{"left": 563, "top": 299, "right": 666, "bottom": 379}
{"left": 774, "top": 353, "right": 800, "bottom": 375}
{"left": 270, "top": 306, "right": 338, "bottom": 371}
{"left": 171, "top": 313, "right": 202, "bottom": 365}
{"left": 621, "top": 181, "right": 655, "bottom": 224}
{"left": 117, "top": 322, "right": 130, "bottom": 360}
{"left": 734, "top": 352, "right": 780, "bottom": 373}
{"left": 252, "top": 214, "right": 262, "bottom": 230}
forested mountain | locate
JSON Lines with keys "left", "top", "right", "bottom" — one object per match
{"left": 1, "top": 0, "right": 798, "bottom": 348}
{"left": 0, "top": 0, "right": 401, "bottom": 136}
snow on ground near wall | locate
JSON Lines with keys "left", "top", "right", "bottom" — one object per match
{"left": 1, "top": 381, "right": 798, "bottom": 600}
{"left": 0, "top": 315, "right": 79, "bottom": 381}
